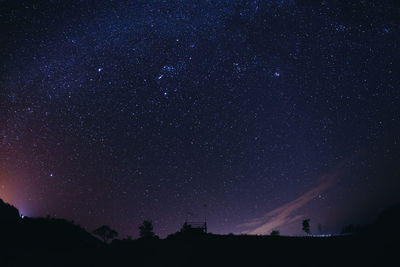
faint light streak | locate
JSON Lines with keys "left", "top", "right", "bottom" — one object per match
{"left": 238, "top": 165, "right": 344, "bottom": 235}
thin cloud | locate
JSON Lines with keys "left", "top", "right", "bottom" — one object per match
{"left": 238, "top": 168, "right": 342, "bottom": 235}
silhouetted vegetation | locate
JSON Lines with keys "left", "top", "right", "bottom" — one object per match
{"left": 302, "top": 219, "right": 311, "bottom": 235}
{"left": 93, "top": 225, "right": 118, "bottom": 243}
{"left": 139, "top": 220, "right": 157, "bottom": 239}
{"left": 270, "top": 230, "right": 280, "bottom": 236}
{"left": 1, "top": 198, "right": 400, "bottom": 267}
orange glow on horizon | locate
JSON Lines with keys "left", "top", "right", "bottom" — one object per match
{"left": 0, "top": 167, "right": 26, "bottom": 209}
{"left": 0, "top": 175, "right": 15, "bottom": 205}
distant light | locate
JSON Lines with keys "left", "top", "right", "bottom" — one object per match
{"left": 274, "top": 72, "right": 280, "bottom": 77}
{"left": 98, "top": 68, "right": 103, "bottom": 72}
{"left": 20, "top": 214, "right": 25, "bottom": 218}
{"left": 311, "top": 234, "right": 332, "bottom": 237}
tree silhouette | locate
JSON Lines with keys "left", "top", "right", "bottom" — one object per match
{"left": 302, "top": 219, "right": 311, "bottom": 235}
{"left": 270, "top": 230, "right": 280, "bottom": 236}
{"left": 139, "top": 220, "right": 155, "bottom": 239}
{"left": 93, "top": 225, "right": 118, "bottom": 243}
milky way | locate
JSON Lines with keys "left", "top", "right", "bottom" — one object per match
{"left": 1, "top": 0, "right": 399, "bottom": 237}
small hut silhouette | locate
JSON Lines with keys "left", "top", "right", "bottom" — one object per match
{"left": 181, "top": 206, "right": 208, "bottom": 235}
{"left": 181, "top": 221, "right": 207, "bottom": 234}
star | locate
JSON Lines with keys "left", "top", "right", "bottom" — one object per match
{"left": 0, "top": 0, "right": 398, "bottom": 239}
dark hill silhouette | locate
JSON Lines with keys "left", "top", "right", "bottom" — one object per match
{"left": 18, "top": 216, "right": 101, "bottom": 248}
{"left": 373, "top": 202, "right": 400, "bottom": 235}
{"left": 0, "top": 198, "right": 20, "bottom": 222}
{"left": 0, "top": 198, "right": 100, "bottom": 249}
{"left": 1, "top": 197, "right": 399, "bottom": 267}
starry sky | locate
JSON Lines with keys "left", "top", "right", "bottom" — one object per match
{"left": 1, "top": 0, "right": 399, "bottom": 238}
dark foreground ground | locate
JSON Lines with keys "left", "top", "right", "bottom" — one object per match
{"left": 2, "top": 232, "right": 399, "bottom": 267}
{"left": 1, "top": 200, "right": 399, "bottom": 266}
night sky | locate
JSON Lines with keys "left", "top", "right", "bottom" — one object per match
{"left": 1, "top": 0, "right": 399, "bottom": 238}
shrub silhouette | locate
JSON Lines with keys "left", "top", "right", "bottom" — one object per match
{"left": 93, "top": 225, "right": 118, "bottom": 243}
{"left": 302, "top": 219, "right": 311, "bottom": 235}
{"left": 270, "top": 230, "right": 280, "bottom": 236}
{"left": 139, "top": 220, "right": 156, "bottom": 239}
